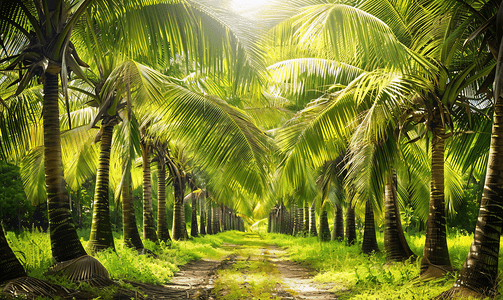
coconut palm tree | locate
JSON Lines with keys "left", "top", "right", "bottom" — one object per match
{"left": 0, "top": 0, "right": 95, "bottom": 262}
{"left": 440, "top": 0, "right": 503, "bottom": 297}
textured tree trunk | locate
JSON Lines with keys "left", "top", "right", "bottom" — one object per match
{"left": 304, "top": 201, "right": 309, "bottom": 232}
{"left": 319, "top": 209, "right": 330, "bottom": 241}
{"left": 181, "top": 199, "right": 188, "bottom": 239}
{"left": 332, "top": 204, "right": 344, "bottom": 241}
{"left": 170, "top": 161, "right": 185, "bottom": 240}
{"left": 141, "top": 140, "right": 157, "bottom": 242}
{"left": 309, "top": 200, "right": 318, "bottom": 236}
{"left": 213, "top": 203, "right": 220, "bottom": 233}
{"left": 206, "top": 202, "right": 213, "bottom": 235}
{"left": 362, "top": 199, "right": 379, "bottom": 254}
{"left": 157, "top": 156, "right": 171, "bottom": 242}
{"left": 0, "top": 224, "right": 26, "bottom": 283}
{"left": 384, "top": 172, "right": 415, "bottom": 262}
{"left": 345, "top": 201, "right": 356, "bottom": 245}
{"left": 298, "top": 206, "right": 304, "bottom": 234}
{"left": 443, "top": 93, "right": 503, "bottom": 297}
{"left": 122, "top": 173, "right": 143, "bottom": 250}
{"left": 88, "top": 118, "right": 116, "bottom": 253}
{"left": 421, "top": 124, "right": 452, "bottom": 279}
{"left": 190, "top": 184, "right": 198, "bottom": 237}
{"left": 44, "top": 73, "right": 86, "bottom": 262}
{"left": 199, "top": 192, "right": 206, "bottom": 235}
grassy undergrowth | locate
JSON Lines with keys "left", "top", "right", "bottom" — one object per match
{"left": 4, "top": 228, "right": 232, "bottom": 299}
{"left": 262, "top": 231, "right": 503, "bottom": 300}
{"left": 5, "top": 229, "right": 503, "bottom": 299}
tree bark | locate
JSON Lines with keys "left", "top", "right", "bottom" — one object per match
{"left": 157, "top": 156, "right": 171, "bottom": 242}
{"left": 122, "top": 173, "right": 143, "bottom": 250}
{"left": 304, "top": 201, "right": 309, "bottom": 232}
{"left": 206, "top": 201, "right": 213, "bottom": 235}
{"left": 190, "top": 183, "right": 198, "bottom": 237}
{"left": 332, "top": 204, "right": 344, "bottom": 241}
{"left": 319, "top": 209, "right": 330, "bottom": 241}
{"left": 362, "top": 199, "right": 379, "bottom": 254}
{"left": 0, "top": 224, "right": 26, "bottom": 283}
{"left": 443, "top": 95, "right": 503, "bottom": 297}
{"left": 421, "top": 123, "right": 452, "bottom": 279}
{"left": 44, "top": 73, "right": 86, "bottom": 262}
{"left": 141, "top": 140, "right": 157, "bottom": 242}
{"left": 309, "top": 200, "right": 317, "bottom": 236}
{"left": 345, "top": 201, "right": 356, "bottom": 245}
{"left": 88, "top": 118, "right": 116, "bottom": 253}
{"left": 384, "top": 172, "right": 416, "bottom": 262}
{"left": 199, "top": 192, "right": 206, "bottom": 235}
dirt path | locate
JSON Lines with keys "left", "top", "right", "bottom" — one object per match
{"left": 122, "top": 234, "right": 336, "bottom": 299}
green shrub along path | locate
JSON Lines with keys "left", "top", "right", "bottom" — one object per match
{"left": 4, "top": 229, "right": 500, "bottom": 299}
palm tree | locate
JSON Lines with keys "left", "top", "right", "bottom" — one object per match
{"left": 0, "top": 0, "right": 94, "bottom": 262}
{"left": 441, "top": 0, "right": 503, "bottom": 297}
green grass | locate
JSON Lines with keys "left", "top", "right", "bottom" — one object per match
{"left": 5, "top": 229, "right": 503, "bottom": 300}
{"left": 262, "top": 231, "right": 501, "bottom": 300}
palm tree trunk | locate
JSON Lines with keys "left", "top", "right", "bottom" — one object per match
{"left": 212, "top": 203, "right": 219, "bottom": 233}
{"left": 190, "top": 184, "right": 198, "bottom": 237}
{"left": 199, "top": 192, "right": 206, "bottom": 235}
{"left": 362, "top": 199, "right": 379, "bottom": 254}
{"left": 443, "top": 94, "right": 503, "bottom": 298}
{"left": 298, "top": 206, "right": 304, "bottom": 234}
{"left": 181, "top": 198, "right": 188, "bottom": 239}
{"left": 304, "top": 201, "right": 309, "bottom": 232}
{"left": 0, "top": 224, "right": 26, "bottom": 283}
{"left": 88, "top": 118, "right": 116, "bottom": 253}
{"left": 44, "top": 73, "right": 86, "bottom": 262}
{"left": 172, "top": 170, "right": 185, "bottom": 240}
{"left": 319, "top": 209, "right": 330, "bottom": 241}
{"left": 384, "top": 172, "right": 416, "bottom": 262}
{"left": 332, "top": 204, "right": 344, "bottom": 241}
{"left": 122, "top": 173, "right": 143, "bottom": 250}
{"left": 206, "top": 201, "right": 213, "bottom": 235}
{"left": 309, "top": 200, "right": 317, "bottom": 236}
{"left": 157, "top": 156, "right": 171, "bottom": 242}
{"left": 141, "top": 141, "right": 157, "bottom": 242}
{"left": 421, "top": 125, "right": 452, "bottom": 278}
{"left": 345, "top": 200, "right": 356, "bottom": 245}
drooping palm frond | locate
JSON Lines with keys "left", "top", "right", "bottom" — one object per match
{"left": 150, "top": 85, "right": 273, "bottom": 197}
{"left": 85, "top": 0, "right": 268, "bottom": 98}
{"left": 0, "top": 80, "right": 42, "bottom": 161}
{"left": 267, "top": 58, "right": 365, "bottom": 108}
{"left": 266, "top": 0, "right": 419, "bottom": 71}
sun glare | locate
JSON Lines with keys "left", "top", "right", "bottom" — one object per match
{"left": 231, "top": 0, "right": 270, "bottom": 15}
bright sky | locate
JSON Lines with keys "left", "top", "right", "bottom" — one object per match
{"left": 231, "top": 0, "right": 270, "bottom": 15}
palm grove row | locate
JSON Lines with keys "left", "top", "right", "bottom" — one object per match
{"left": 0, "top": 0, "right": 501, "bottom": 299}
